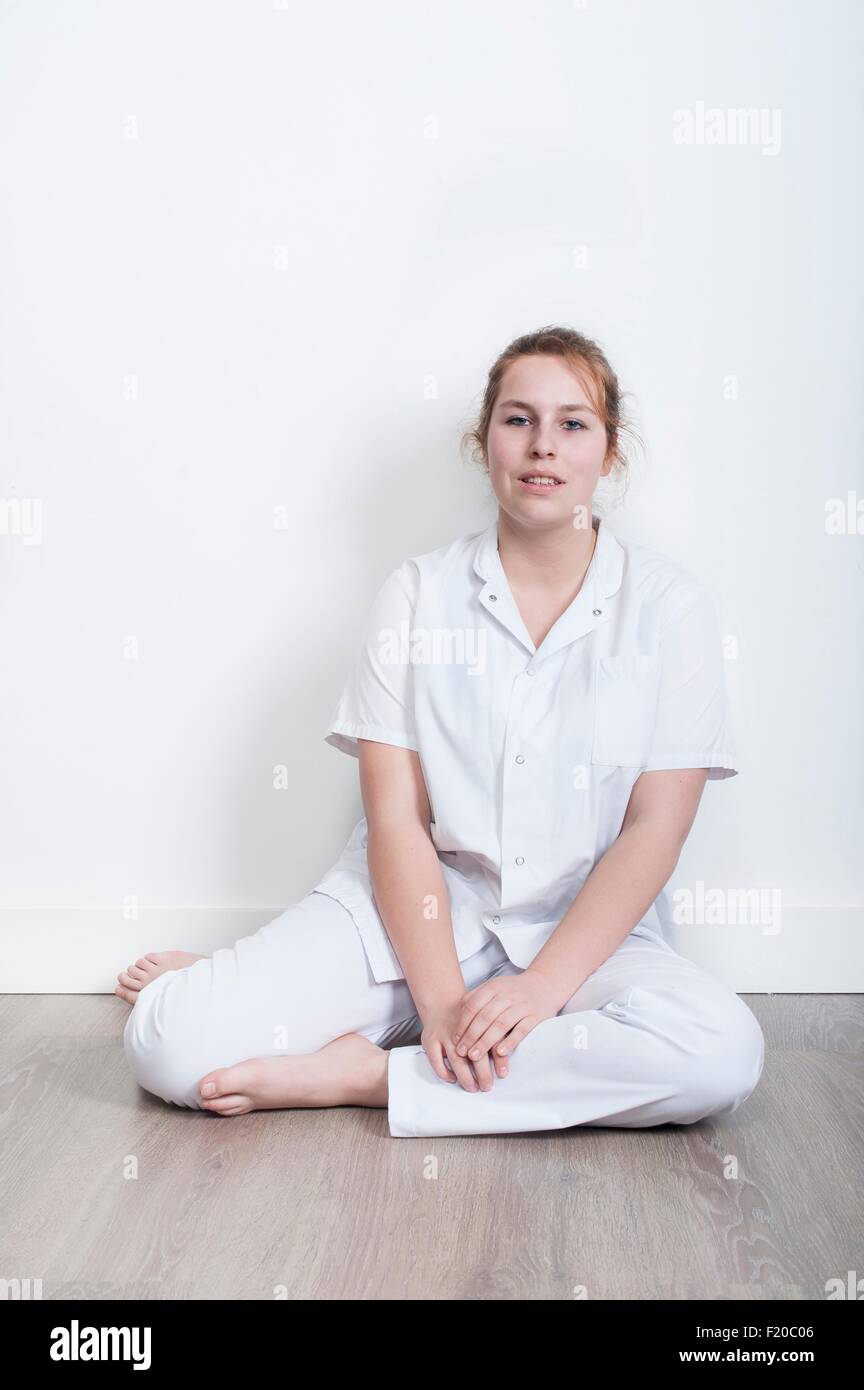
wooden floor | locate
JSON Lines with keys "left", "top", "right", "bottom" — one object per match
{"left": 1, "top": 992, "right": 860, "bottom": 1300}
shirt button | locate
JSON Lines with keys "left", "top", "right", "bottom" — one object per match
{"left": 593, "top": 608, "right": 602, "bottom": 616}
{"left": 515, "top": 855, "right": 525, "bottom": 865}
{"left": 515, "top": 754, "right": 525, "bottom": 764}
{"left": 492, "top": 914, "right": 501, "bottom": 924}
{"left": 488, "top": 593, "right": 498, "bottom": 602}
{"left": 525, "top": 668, "right": 536, "bottom": 676}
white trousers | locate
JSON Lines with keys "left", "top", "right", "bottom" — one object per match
{"left": 123, "top": 890, "right": 765, "bottom": 1138}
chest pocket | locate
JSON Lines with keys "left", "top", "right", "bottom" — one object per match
{"left": 591, "top": 654, "right": 661, "bottom": 767}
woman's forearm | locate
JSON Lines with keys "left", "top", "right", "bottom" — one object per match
{"left": 527, "top": 821, "right": 682, "bottom": 1011}
{"left": 366, "top": 821, "right": 465, "bottom": 1020}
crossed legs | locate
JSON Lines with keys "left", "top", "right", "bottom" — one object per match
{"left": 121, "top": 892, "right": 765, "bottom": 1137}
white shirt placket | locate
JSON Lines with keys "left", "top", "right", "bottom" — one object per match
{"left": 499, "top": 659, "right": 539, "bottom": 912}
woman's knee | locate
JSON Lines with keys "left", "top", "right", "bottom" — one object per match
{"left": 624, "top": 979, "right": 765, "bottom": 1124}
{"left": 674, "top": 991, "right": 765, "bottom": 1122}
{"left": 123, "top": 989, "right": 209, "bottom": 1109}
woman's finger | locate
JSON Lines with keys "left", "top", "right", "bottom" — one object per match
{"left": 462, "top": 1008, "right": 522, "bottom": 1064}
{"left": 470, "top": 1049, "right": 495, "bottom": 1092}
{"left": 427, "top": 1040, "right": 453, "bottom": 1084}
{"left": 492, "top": 1044, "right": 510, "bottom": 1079}
{"left": 496, "top": 1019, "right": 535, "bottom": 1057}
{"left": 455, "top": 998, "right": 510, "bottom": 1055}
{"left": 445, "top": 1041, "right": 480, "bottom": 1093}
{"left": 453, "top": 984, "right": 496, "bottom": 1044}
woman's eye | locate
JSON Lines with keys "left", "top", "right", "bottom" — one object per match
{"left": 504, "top": 415, "right": 585, "bottom": 430}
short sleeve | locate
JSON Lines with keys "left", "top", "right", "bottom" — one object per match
{"left": 323, "top": 561, "right": 420, "bottom": 759}
{"left": 642, "top": 580, "right": 739, "bottom": 781}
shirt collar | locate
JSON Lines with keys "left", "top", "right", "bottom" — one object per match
{"left": 472, "top": 513, "right": 624, "bottom": 598}
{"left": 470, "top": 513, "right": 624, "bottom": 661}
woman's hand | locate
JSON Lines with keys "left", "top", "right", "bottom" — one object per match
{"left": 452, "top": 968, "right": 563, "bottom": 1067}
{"left": 420, "top": 998, "right": 507, "bottom": 1092}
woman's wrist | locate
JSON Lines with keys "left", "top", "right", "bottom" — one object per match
{"left": 415, "top": 981, "right": 465, "bottom": 1025}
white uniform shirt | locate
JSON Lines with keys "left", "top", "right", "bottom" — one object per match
{"left": 315, "top": 514, "right": 738, "bottom": 984}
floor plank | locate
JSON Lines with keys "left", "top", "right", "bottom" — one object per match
{"left": 0, "top": 994, "right": 860, "bottom": 1300}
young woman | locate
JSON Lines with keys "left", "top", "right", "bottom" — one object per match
{"left": 118, "top": 326, "right": 764, "bottom": 1138}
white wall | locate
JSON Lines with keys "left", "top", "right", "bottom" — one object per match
{"left": 1, "top": 0, "right": 861, "bottom": 991}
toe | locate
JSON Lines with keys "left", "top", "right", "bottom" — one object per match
{"left": 199, "top": 1069, "right": 229, "bottom": 1099}
{"left": 202, "top": 1094, "right": 249, "bottom": 1115}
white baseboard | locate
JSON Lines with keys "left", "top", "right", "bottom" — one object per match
{"left": 0, "top": 905, "right": 281, "bottom": 993}
{"left": 0, "top": 902, "right": 861, "bottom": 993}
{"left": 663, "top": 903, "right": 863, "bottom": 991}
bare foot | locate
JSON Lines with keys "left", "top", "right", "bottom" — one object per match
{"left": 198, "top": 1032, "right": 389, "bottom": 1116}
{"left": 115, "top": 951, "right": 205, "bottom": 1004}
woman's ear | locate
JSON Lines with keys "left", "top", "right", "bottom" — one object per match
{"left": 601, "top": 429, "right": 623, "bottom": 476}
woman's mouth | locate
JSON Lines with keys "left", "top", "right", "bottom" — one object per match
{"left": 518, "top": 473, "right": 565, "bottom": 493}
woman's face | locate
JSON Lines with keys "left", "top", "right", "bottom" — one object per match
{"left": 484, "top": 355, "right": 613, "bottom": 529}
